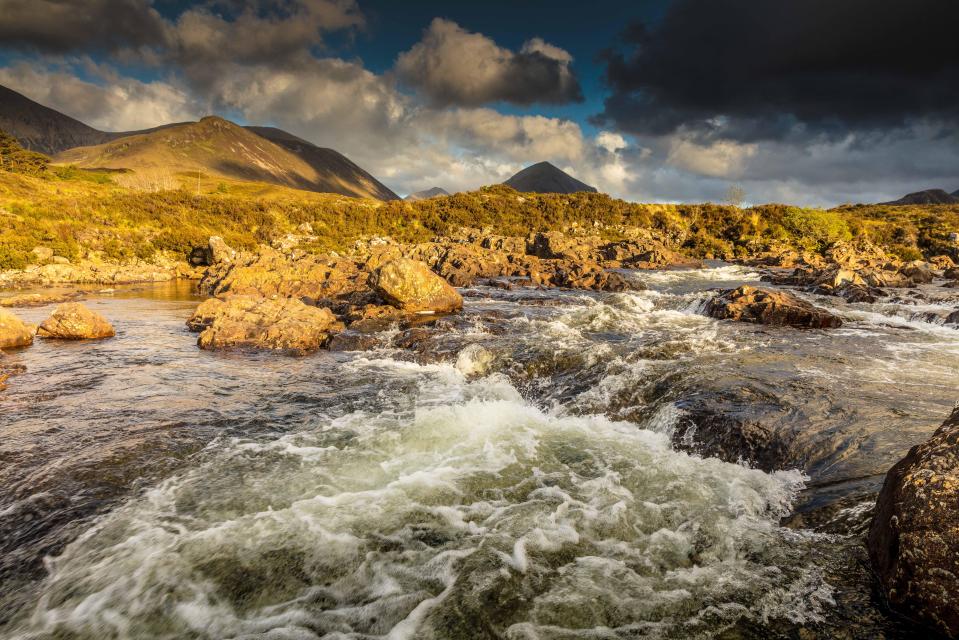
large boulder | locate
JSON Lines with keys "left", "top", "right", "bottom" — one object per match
{"left": 187, "top": 296, "right": 341, "bottom": 354}
{"left": 0, "top": 309, "right": 34, "bottom": 348}
{"left": 370, "top": 258, "right": 463, "bottom": 313}
{"left": 705, "top": 285, "right": 842, "bottom": 329}
{"left": 37, "top": 303, "right": 115, "bottom": 339}
{"left": 869, "top": 407, "right": 959, "bottom": 638}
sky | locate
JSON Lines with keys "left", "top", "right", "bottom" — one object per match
{"left": 0, "top": 0, "right": 957, "bottom": 204}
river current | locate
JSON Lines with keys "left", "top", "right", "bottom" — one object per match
{"left": 2, "top": 266, "right": 958, "bottom": 639}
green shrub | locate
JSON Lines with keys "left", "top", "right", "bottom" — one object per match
{"left": 781, "top": 207, "right": 851, "bottom": 252}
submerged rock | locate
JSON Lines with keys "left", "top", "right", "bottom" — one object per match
{"left": 188, "top": 296, "right": 341, "bottom": 354}
{"left": 0, "top": 292, "right": 83, "bottom": 308}
{"left": 371, "top": 258, "right": 463, "bottom": 313}
{"left": 37, "top": 303, "right": 115, "bottom": 340}
{"left": 869, "top": 407, "right": 959, "bottom": 638}
{"left": 0, "top": 309, "right": 34, "bottom": 348}
{"left": 705, "top": 285, "right": 842, "bottom": 329}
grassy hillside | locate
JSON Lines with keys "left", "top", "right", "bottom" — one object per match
{"left": 2, "top": 144, "right": 958, "bottom": 270}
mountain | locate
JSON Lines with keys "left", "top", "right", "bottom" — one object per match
{"left": 405, "top": 187, "right": 450, "bottom": 200}
{"left": 883, "top": 189, "right": 959, "bottom": 205}
{"left": 246, "top": 126, "right": 398, "bottom": 200}
{"left": 0, "top": 84, "right": 116, "bottom": 155}
{"left": 503, "top": 161, "right": 597, "bottom": 194}
{"left": 953, "top": 189, "right": 959, "bottom": 197}
{"left": 54, "top": 117, "right": 399, "bottom": 200}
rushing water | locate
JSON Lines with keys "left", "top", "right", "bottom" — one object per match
{"left": 1, "top": 268, "right": 958, "bottom": 639}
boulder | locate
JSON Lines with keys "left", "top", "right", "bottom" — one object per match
{"left": 869, "top": 407, "right": 959, "bottom": 638}
{"left": 704, "top": 285, "right": 842, "bottom": 329}
{"left": 31, "top": 246, "right": 54, "bottom": 263}
{"left": 0, "top": 309, "right": 34, "bottom": 348}
{"left": 37, "top": 303, "right": 115, "bottom": 340}
{"left": 208, "top": 236, "right": 236, "bottom": 265}
{"left": 199, "top": 249, "right": 361, "bottom": 301}
{"left": 370, "top": 258, "right": 463, "bottom": 313}
{"left": 187, "top": 296, "right": 341, "bottom": 354}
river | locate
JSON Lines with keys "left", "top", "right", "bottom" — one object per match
{"left": 2, "top": 266, "right": 957, "bottom": 639}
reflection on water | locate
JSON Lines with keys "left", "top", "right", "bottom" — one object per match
{"left": 1, "top": 272, "right": 956, "bottom": 638}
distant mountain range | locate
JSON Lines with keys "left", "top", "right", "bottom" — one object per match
{"left": 405, "top": 187, "right": 450, "bottom": 200}
{"left": 0, "top": 84, "right": 399, "bottom": 200}
{"left": 884, "top": 188, "right": 959, "bottom": 205}
{"left": 503, "top": 161, "right": 597, "bottom": 194}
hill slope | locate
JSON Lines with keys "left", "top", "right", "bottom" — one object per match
{"left": 884, "top": 189, "right": 959, "bottom": 205}
{"left": 0, "top": 84, "right": 115, "bottom": 154}
{"left": 55, "top": 117, "right": 399, "bottom": 200}
{"left": 246, "top": 126, "right": 398, "bottom": 200}
{"left": 503, "top": 161, "right": 597, "bottom": 194}
{"left": 405, "top": 187, "right": 450, "bottom": 200}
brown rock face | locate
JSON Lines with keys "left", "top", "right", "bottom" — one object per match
{"left": 705, "top": 285, "right": 842, "bottom": 329}
{"left": 0, "top": 292, "right": 83, "bottom": 308}
{"left": 0, "top": 309, "right": 35, "bottom": 348}
{"left": 188, "top": 296, "right": 341, "bottom": 354}
{"left": 36, "top": 303, "right": 115, "bottom": 340}
{"left": 869, "top": 407, "right": 959, "bottom": 638}
{"left": 371, "top": 258, "right": 464, "bottom": 313}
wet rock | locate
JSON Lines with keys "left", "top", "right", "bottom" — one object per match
{"left": 0, "top": 292, "right": 83, "bottom": 308}
{"left": 188, "top": 296, "right": 341, "bottom": 354}
{"left": 868, "top": 407, "right": 959, "bottom": 638}
{"left": 945, "top": 310, "right": 959, "bottom": 326}
{"left": 327, "top": 331, "right": 382, "bottom": 352}
{"left": 370, "top": 258, "right": 463, "bottom": 313}
{"left": 0, "top": 309, "right": 34, "bottom": 348}
{"left": 705, "top": 285, "right": 842, "bottom": 329}
{"left": 36, "top": 303, "right": 115, "bottom": 340}
{"left": 455, "top": 344, "right": 494, "bottom": 377}
{"left": 833, "top": 283, "right": 887, "bottom": 304}
{"left": 944, "top": 267, "right": 959, "bottom": 281}
{"left": 0, "top": 353, "right": 25, "bottom": 391}
{"left": 899, "top": 261, "right": 935, "bottom": 285}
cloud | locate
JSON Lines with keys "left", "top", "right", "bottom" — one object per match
{"left": 665, "top": 136, "right": 757, "bottom": 178}
{"left": 0, "top": 0, "right": 167, "bottom": 53}
{"left": 394, "top": 18, "right": 582, "bottom": 107}
{"left": 0, "top": 61, "right": 201, "bottom": 131}
{"left": 597, "top": 0, "right": 959, "bottom": 141}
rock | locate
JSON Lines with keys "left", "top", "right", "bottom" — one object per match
{"left": 868, "top": 407, "right": 959, "bottom": 638}
{"left": 705, "top": 285, "right": 842, "bottom": 329}
{"left": 900, "top": 261, "right": 935, "bottom": 285}
{"left": 945, "top": 310, "right": 959, "bottom": 326}
{"left": 31, "top": 246, "right": 54, "bottom": 263}
{"left": 455, "top": 344, "right": 494, "bottom": 377}
{"left": 187, "top": 296, "right": 341, "bottom": 354}
{"left": 0, "top": 309, "right": 35, "bottom": 348}
{"left": 930, "top": 255, "right": 956, "bottom": 270}
{"left": 0, "top": 353, "right": 26, "bottom": 391}
{"left": 199, "top": 249, "right": 361, "bottom": 300}
{"left": 0, "top": 292, "right": 83, "bottom": 308}
{"left": 945, "top": 267, "right": 959, "bottom": 280}
{"left": 51, "top": 256, "right": 71, "bottom": 265}
{"left": 208, "top": 236, "right": 236, "bottom": 265}
{"left": 370, "top": 258, "right": 463, "bottom": 313}
{"left": 37, "top": 303, "right": 115, "bottom": 340}
{"left": 834, "top": 283, "right": 887, "bottom": 304}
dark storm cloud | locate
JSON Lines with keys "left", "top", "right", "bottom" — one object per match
{"left": 596, "top": 0, "right": 959, "bottom": 141}
{"left": 0, "top": 0, "right": 167, "bottom": 53}
{"left": 395, "top": 19, "right": 583, "bottom": 107}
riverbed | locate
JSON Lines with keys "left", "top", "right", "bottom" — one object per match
{"left": 2, "top": 267, "right": 958, "bottom": 639}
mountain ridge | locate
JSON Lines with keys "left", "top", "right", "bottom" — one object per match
{"left": 503, "top": 161, "right": 597, "bottom": 194}
{"left": 883, "top": 188, "right": 959, "bottom": 205}
{"left": 405, "top": 187, "right": 450, "bottom": 200}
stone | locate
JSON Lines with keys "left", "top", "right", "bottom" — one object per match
{"left": 30, "top": 246, "right": 54, "bottom": 263}
{"left": 0, "top": 309, "right": 34, "bottom": 348}
{"left": 208, "top": 236, "right": 236, "bottom": 265}
{"left": 0, "top": 292, "right": 82, "bottom": 308}
{"left": 37, "top": 303, "right": 115, "bottom": 340}
{"left": 704, "top": 285, "right": 842, "bottom": 329}
{"left": 370, "top": 258, "right": 463, "bottom": 313}
{"left": 869, "top": 407, "right": 959, "bottom": 638}
{"left": 188, "top": 296, "right": 341, "bottom": 354}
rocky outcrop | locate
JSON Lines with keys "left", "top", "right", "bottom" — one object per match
{"left": 37, "top": 303, "right": 115, "bottom": 340}
{"left": 0, "top": 253, "right": 198, "bottom": 287}
{"left": 199, "top": 247, "right": 362, "bottom": 301}
{"left": 705, "top": 285, "right": 842, "bottom": 329}
{"left": 370, "top": 258, "right": 464, "bottom": 313}
{"left": 869, "top": 407, "right": 959, "bottom": 638}
{"left": 0, "top": 309, "right": 34, "bottom": 348}
{"left": 187, "top": 296, "right": 342, "bottom": 354}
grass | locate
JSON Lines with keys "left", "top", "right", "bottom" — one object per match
{"left": 1, "top": 149, "right": 957, "bottom": 270}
